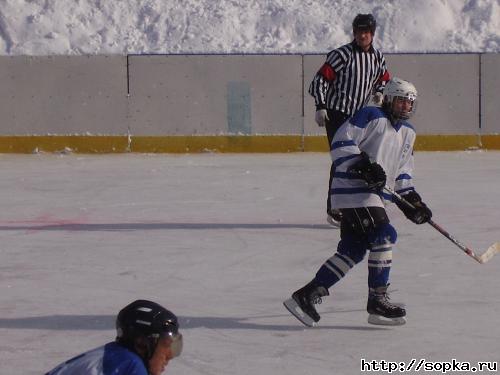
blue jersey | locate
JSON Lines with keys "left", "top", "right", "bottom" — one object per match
{"left": 330, "top": 106, "right": 416, "bottom": 209}
{"left": 45, "top": 342, "right": 148, "bottom": 375}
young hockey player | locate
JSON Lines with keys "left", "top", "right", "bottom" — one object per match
{"left": 45, "top": 300, "right": 183, "bottom": 375}
{"left": 285, "top": 77, "right": 432, "bottom": 326}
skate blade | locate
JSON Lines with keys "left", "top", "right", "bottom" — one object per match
{"left": 367, "top": 314, "right": 406, "bottom": 326}
{"left": 283, "top": 298, "right": 317, "bottom": 327}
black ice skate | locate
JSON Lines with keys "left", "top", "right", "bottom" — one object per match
{"left": 283, "top": 280, "right": 329, "bottom": 327}
{"left": 367, "top": 286, "right": 406, "bottom": 326}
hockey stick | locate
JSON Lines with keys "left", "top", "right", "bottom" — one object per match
{"left": 384, "top": 186, "right": 500, "bottom": 264}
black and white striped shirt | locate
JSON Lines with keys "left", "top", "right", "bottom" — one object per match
{"left": 309, "top": 41, "right": 389, "bottom": 116}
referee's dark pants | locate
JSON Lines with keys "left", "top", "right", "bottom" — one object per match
{"left": 325, "top": 109, "right": 350, "bottom": 215}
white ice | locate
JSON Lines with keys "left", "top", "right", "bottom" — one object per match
{"left": 0, "top": 151, "right": 499, "bottom": 375}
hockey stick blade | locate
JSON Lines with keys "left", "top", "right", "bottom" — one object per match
{"left": 477, "top": 242, "right": 500, "bottom": 264}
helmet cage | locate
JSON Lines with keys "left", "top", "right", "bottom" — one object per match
{"left": 387, "top": 96, "right": 417, "bottom": 120}
{"left": 382, "top": 78, "right": 418, "bottom": 120}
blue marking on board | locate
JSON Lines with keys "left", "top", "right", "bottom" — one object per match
{"left": 227, "top": 81, "right": 251, "bottom": 134}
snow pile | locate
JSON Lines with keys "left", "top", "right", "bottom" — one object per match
{"left": 0, "top": 0, "right": 499, "bottom": 55}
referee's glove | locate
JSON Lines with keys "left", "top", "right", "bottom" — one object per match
{"left": 315, "top": 109, "right": 329, "bottom": 127}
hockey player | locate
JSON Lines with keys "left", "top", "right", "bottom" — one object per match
{"left": 284, "top": 77, "right": 432, "bottom": 326}
{"left": 309, "top": 13, "right": 390, "bottom": 227}
{"left": 45, "top": 300, "right": 183, "bottom": 375}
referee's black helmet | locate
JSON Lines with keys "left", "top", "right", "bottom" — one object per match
{"left": 352, "top": 14, "right": 377, "bottom": 34}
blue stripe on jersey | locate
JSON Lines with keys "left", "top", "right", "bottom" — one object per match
{"left": 381, "top": 192, "right": 393, "bottom": 201}
{"left": 333, "top": 154, "right": 359, "bottom": 167}
{"left": 349, "top": 106, "right": 386, "bottom": 129}
{"left": 393, "top": 120, "right": 415, "bottom": 132}
{"left": 396, "top": 173, "right": 412, "bottom": 181}
{"left": 332, "top": 139, "right": 356, "bottom": 149}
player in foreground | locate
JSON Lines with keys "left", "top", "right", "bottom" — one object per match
{"left": 284, "top": 78, "right": 432, "bottom": 326}
{"left": 45, "top": 300, "right": 183, "bottom": 375}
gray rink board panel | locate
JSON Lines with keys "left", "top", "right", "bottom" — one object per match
{"left": 127, "top": 54, "right": 303, "bottom": 135}
{"left": 303, "top": 53, "right": 479, "bottom": 135}
{"left": 303, "top": 55, "right": 326, "bottom": 136}
{"left": 386, "top": 54, "right": 479, "bottom": 135}
{"left": 0, "top": 56, "right": 128, "bottom": 135}
{"left": 481, "top": 54, "right": 500, "bottom": 134}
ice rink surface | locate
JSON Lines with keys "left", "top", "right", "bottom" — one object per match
{"left": 0, "top": 151, "right": 499, "bottom": 374}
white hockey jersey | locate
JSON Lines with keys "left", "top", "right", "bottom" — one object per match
{"left": 330, "top": 106, "right": 416, "bottom": 209}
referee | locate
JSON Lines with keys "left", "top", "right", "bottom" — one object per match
{"left": 309, "top": 13, "right": 390, "bottom": 227}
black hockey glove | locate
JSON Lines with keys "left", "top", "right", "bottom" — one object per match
{"left": 348, "top": 152, "right": 386, "bottom": 191}
{"left": 395, "top": 190, "right": 432, "bottom": 224}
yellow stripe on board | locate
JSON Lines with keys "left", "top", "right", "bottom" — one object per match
{"left": 414, "top": 135, "right": 482, "bottom": 151}
{"left": 0, "top": 134, "right": 498, "bottom": 153}
{"left": 130, "top": 135, "right": 304, "bottom": 153}
{"left": 0, "top": 136, "right": 129, "bottom": 153}
{"left": 479, "top": 135, "right": 500, "bottom": 150}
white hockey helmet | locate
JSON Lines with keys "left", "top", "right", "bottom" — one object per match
{"left": 382, "top": 77, "right": 418, "bottom": 120}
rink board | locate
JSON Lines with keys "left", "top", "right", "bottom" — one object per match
{"left": 0, "top": 53, "right": 499, "bottom": 152}
{"left": 127, "top": 54, "right": 304, "bottom": 135}
{"left": 0, "top": 56, "right": 128, "bottom": 135}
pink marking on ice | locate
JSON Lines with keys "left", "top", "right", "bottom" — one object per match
{"left": 0, "top": 213, "right": 90, "bottom": 233}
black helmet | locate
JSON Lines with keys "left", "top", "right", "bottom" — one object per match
{"left": 352, "top": 13, "right": 376, "bottom": 34}
{"left": 116, "top": 300, "right": 182, "bottom": 360}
